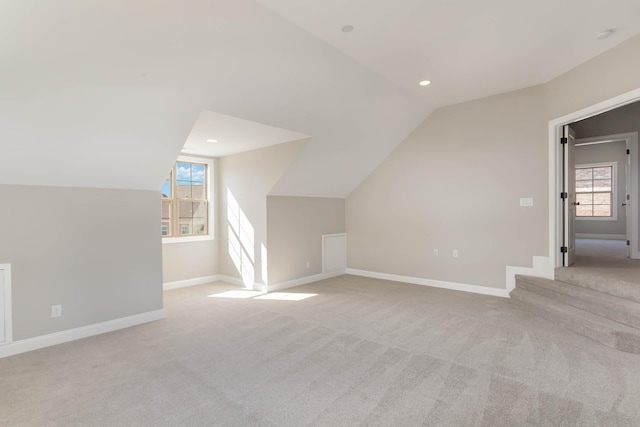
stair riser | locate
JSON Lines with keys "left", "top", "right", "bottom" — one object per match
{"left": 511, "top": 288, "right": 640, "bottom": 354}
{"left": 517, "top": 280, "right": 640, "bottom": 330}
{"left": 510, "top": 291, "right": 619, "bottom": 349}
{"left": 555, "top": 271, "right": 640, "bottom": 304}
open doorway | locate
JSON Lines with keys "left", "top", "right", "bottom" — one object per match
{"left": 550, "top": 92, "right": 640, "bottom": 271}
{"left": 573, "top": 131, "right": 636, "bottom": 260}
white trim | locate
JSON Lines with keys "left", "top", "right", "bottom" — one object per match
{"left": 346, "top": 268, "right": 509, "bottom": 298}
{"left": 576, "top": 233, "right": 626, "bottom": 240}
{"left": 0, "top": 264, "right": 12, "bottom": 346}
{"left": 0, "top": 309, "right": 165, "bottom": 359}
{"left": 574, "top": 161, "right": 618, "bottom": 221}
{"left": 548, "top": 88, "right": 640, "bottom": 269}
{"left": 505, "top": 256, "right": 553, "bottom": 293}
{"left": 267, "top": 270, "right": 345, "bottom": 293}
{"left": 162, "top": 235, "right": 214, "bottom": 244}
{"left": 163, "top": 275, "right": 221, "bottom": 290}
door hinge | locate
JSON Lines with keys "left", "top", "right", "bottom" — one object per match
{"left": 628, "top": 240, "right": 631, "bottom": 246}
{"left": 561, "top": 137, "right": 568, "bottom": 145}
{"left": 560, "top": 246, "right": 568, "bottom": 253}
{"left": 628, "top": 149, "right": 631, "bottom": 155}
{"left": 560, "top": 192, "right": 567, "bottom": 199}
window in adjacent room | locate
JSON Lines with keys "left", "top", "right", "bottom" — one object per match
{"left": 575, "top": 162, "right": 617, "bottom": 220}
{"left": 162, "top": 156, "right": 214, "bottom": 242}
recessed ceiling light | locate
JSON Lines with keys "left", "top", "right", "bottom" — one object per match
{"left": 595, "top": 29, "right": 614, "bottom": 40}
{"left": 341, "top": 25, "right": 354, "bottom": 33}
{"left": 206, "top": 139, "right": 218, "bottom": 143}
{"left": 419, "top": 80, "right": 432, "bottom": 86}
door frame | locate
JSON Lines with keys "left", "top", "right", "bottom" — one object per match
{"left": 549, "top": 88, "right": 640, "bottom": 268}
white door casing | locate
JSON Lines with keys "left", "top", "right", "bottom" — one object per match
{"left": 563, "top": 126, "right": 577, "bottom": 266}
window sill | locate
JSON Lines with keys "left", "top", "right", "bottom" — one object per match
{"left": 162, "top": 235, "right": 214, "bottom": 244}
{"left": 576, "top": 216, "right": 618, "bottom": 222}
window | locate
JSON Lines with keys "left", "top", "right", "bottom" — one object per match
{"left": 575, "top": 162, "right": 617, "bottom": 220}
{"left": 162, "top": 156, "right": 213, "bottom": 241}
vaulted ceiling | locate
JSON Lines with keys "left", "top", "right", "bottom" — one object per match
{"left": 1, "top": 0, "right": 638, "bottom": 197}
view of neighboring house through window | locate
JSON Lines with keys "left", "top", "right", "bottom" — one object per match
{"left": 161, "top": 161, "right": 208, "bottom": 237}
{"left": 575, "top": 164, "right": 614, "bottom": 217}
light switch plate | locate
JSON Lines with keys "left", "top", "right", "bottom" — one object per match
{"left": 520, "top": 197, "right": 533, "bottom": 207}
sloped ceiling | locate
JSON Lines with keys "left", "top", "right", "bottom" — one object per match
{"left": 258, "top": 0, "right": 640, "bottom": 107}
{"left": 0, "top": 0, "right": 429, "bottom": 197}
{"left": 1, "top": 1, "right": 638, "bottom": 197}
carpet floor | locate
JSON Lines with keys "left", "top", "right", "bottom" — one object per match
{"left": 2, "top": 275, "right": 640, "bottom": 426}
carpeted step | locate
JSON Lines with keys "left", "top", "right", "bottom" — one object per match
{"left": 515, "top": 275, "right": 640, "bottom": 329}
{"left": 555, "top": 267, "right": 640, "bottom": 304}
{"left": 510, "top": 287, "right": 640, "bottom": 354}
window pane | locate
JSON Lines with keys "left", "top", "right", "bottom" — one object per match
{"left": 592, "top": 192, "right": 611, "bottom": 205}
{"left": 576, "top": 205, "right": 592, "bottom": 216}
{"left": 161, "top": 199, "right": 171, "bottom": 236}
{"left": 191, "top": 183, "right": 205, "bottom": 199}
{"left": 175, "top": 181, "right": 191, "bottom": 198}
{"left": 176, "top": 163, "right": 191, "bottom": 181}
{"left": 592, "top": 167, "right": 611, "bottom": 179}
{"left": 593, "top": 179, "right": 611, "bottom": 192}
{"left": 593, "top": 205, "right": 611, "bottom": 216}
{"left": 192, "top": 164, "right": 206, "bottom": 183}
{"left": 161, "top": 175, "right": 171, "bottom": 198}
{"left": 161, "top": 200, "right": 171, "bottom": 221}
{"left": 575, "top": 168, "right": 592, "bottom": 180}
{"left": 576, "top": 180, "right": 593, "bottom": 192}
{"left": 576, "top": 193, "right": 592, "bottom": 205}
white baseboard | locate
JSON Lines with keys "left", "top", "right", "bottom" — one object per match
{"left": 345, "top": 268, "right": 509, "bottom": 298}
{"left": 0, "top": 309, "right": 165, "bottom": 359}
{"left": 267, "top": 270, "right": 345, "bottom": 293}
{"left": 576, "top": 233, "right": 626, "bottom": 240}
{"left": 163, "top": 275, "right": 222, "bottom": 290}
{"left": 505, "top": 256, "right": 553, "bottom": 294}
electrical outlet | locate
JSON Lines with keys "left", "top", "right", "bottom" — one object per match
{"left": 51, "top": 304, "right": 62, "bottom": 318}
{"left": 433, "top": 249, "right": 439, "bottom": 256}
{"left": 452, "top": 250, "right": 459, "bottom": 258}
{"left": 306, "top": 261, "right": 310, "bottom": 269}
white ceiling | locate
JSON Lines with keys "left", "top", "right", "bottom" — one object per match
{"left": 258, "top": 0, "right": 640, "bottom": 108}
{"left": 182, "top": 111, "right": 310, "bottom": 158}
{"left": 0, "top": 0, "right": 638, "bottom": 197}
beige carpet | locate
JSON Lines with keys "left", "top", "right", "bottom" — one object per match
{"left": 2, "top": 275, "right": 640, "bottom": 426}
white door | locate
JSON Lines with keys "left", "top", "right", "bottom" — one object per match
{"left": 563, "top": 125, "right": 577, "bottom": 266}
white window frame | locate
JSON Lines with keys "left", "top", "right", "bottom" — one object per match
{"left": 575, "top": 161, "right": 618, "bottom": 222}
{"left": 163, "top": 155, "right": 214, "bottom": 244}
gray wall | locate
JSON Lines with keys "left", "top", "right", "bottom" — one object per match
{"left": 0, "top": 185, "right": 163, "bottom": 340}
{"left": 218, "top": 140, "right": 307, "bottom": 286}
{"left": 267, "top": 196, "right": 345, "bottom": 284}
{"left": 574, "top": 141, "right": 627, "bottom": 237}
{"left": 346, "top": 33, "right": 640, "bottom": 289}
{"left": 347, "top": 86, "right": 547, "bottom": 288}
